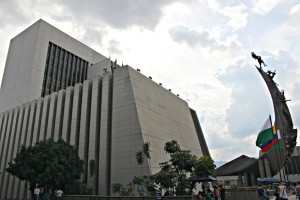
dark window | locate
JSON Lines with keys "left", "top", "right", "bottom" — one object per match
{"left": 41, "top": 43, "right": 52, "bottom": 97}
{"left": 51, "top": 47, "right": 60, "bottom": 93}
{"left": 47, "top": 44, "right": 56, "bottom": 95}
{"left": 57, "top": 49, "right": 65, "bottom": 90}
{"left": 76, "top": 58, "right": 81, "bottom": 83}
{"left": 62, "top": 52, "right": 69, "bottom": 89}
{"left": 79, "top": 60, "right": 84, "bottom": 82}
{"left": 71, "top": 56, "right": 77, "bottom": 86}
{"left": 67, "top": 54, "right": 73, "bottom": 86}
{"left": 42, "top": 42, "right": 89, "bottom": 96}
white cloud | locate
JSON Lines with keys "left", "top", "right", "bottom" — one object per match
{"left": 168, "top": 25, "right": 219, "bottom": 49}
{"left": 205, "top": 0, "right": 235, "bottom": 12}
{"left": 0, "top": 0, "right": 30, "bottom": 27}
{"left": 287, "top": 4, "right": 300, "bottom": 31}
{"left": 289, "top": 4, "right": 300, "bottom": 16}
{"left": 56, "top": 0, "right": 181, "bottom": 30}
{"left": 221, "top": 3, "right": 249, "bottom": 31}
{"left": 251, "top": 0, "right": 285, "bottom": 15}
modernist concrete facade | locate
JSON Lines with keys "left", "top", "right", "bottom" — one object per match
{"left": 0, "top": 20, "right": 210, "bottom": 199}
{"left": 0, "top": 19, "right": 106, "bottom": 113}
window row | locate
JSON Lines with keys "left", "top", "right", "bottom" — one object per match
{"left": 41, "top": 42, "right": 89, "bottom": 97}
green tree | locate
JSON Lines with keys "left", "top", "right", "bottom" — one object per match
{"left": 89, "top": 159, "right": 96, "bottom": 177}
{"left": 132, "top": 175, "right": 155, "bottom": 196}
{"left": 135, "top": 142, "right": 151, "bottom": 165}
{"left": 111, "top": 183, "right": 134, "bottom": 196}
{"left": 112, "top": 140, "right": 215, "bottom": 196}
{"left": 194, "top": 156, "right": 215, "bottom": 176}
{"left": 142, "top": 142, "right": 151, "bottom": 159}
{"left": 155, "top": 140, "right": 215, "bottom": 196}
{"left": 6, "top": 139, "right": 84, "bottom": 193}
{"left": 135, "top": 150, "right": 144, "bottom": 165}
{"left": 64, "top": 180, "right": 93, "bottom": 195}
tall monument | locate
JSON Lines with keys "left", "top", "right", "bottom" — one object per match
{"left": 252, "top": 52, "right": 297, "bottom": 177}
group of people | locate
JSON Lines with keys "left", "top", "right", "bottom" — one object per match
{"left": 34, "top": 187, "right": 63, "bottom": 200}
{"left": 257, "top": 181, "right": 300, "bottom": 200}
{"left": 197, "top": 184, "right": 226, "bottom": 200}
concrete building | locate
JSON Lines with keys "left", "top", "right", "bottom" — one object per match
{"left": 0, "top": 19, "right": 106, "bottom": 113}
{"left": 0, "top": 20, "right": 210, "bottom": 199}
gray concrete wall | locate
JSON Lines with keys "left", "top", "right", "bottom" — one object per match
{"left": 62, "top": 87, "right": 74, "bottom": 142}
{"left": 0, "top": 19, "right": 106, "bottom": 112}
{"left": 70, "top": 83, "right": 83, "bottom": 149}
{"left": 54, "top": 90, "right": 66, "bottom": 141}
{"left": 130, "top": 66, "right": 203, "bottom": 168}
{"left": 6, "top": 108, "right": 20, "bottom": 199}
{"left": 0, "top": 66, "right": 207, "bottom": 199}
{"left": 79, "top": 79, "right": 92, "bottom": 183}
{"left": 110, "top": 66, "right": 203, "bottom": 188}
{"left": 87, "top": 59, "right": 111, "bottom": 79}
{"left": 110, "top": 67, "right": 148, "bottom": 188}
{"left": 98, "top": 73, "right": 113, "bottom": 195}
{"left": 87, "top": 76, "right": 102, "bottom": 193}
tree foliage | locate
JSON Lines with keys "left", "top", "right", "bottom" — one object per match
{"left": 153, "top": 140, "right": 216, "bottom": 195}
{"left": 142, "top": 142, "right": 151, "bottom": 159}
{"left": 89, "top": 159, "right": 96, "bottom": 177}
{"left": 135, "top": 150, "right": 144, "bottom": 165}
{"left": 132, "top": 175, "right": 155, "bottom": 196}
{"left": 111, "top": 183, "right": 134, "bottom": 196}
{"left": 64, "top": 180, "right": 93, "bottom": 195}
{"left": 6, "top": 139, "right": 84, "bottom": 191}
{"left": 194, "top": 156, "right": 215, "bottom": 176}
{"left": 136, "top": 142, "right": 151, "bottom": 165}
{"left": 112, "top": 140, "right": 215, "bottom": 196}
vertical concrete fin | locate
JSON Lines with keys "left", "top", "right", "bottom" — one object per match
{"left": 62, "top": 87, "right": 74, "bottom": 142}
{"left": 0, "top": 112, "right": 9, "bottom": 172}
{"left": 12, "top": 105, "right": 25, "bottom": 199}
{"left": 87, "top": 76, "right": 102, "bottom": 194}
{"left": 27, "top": 100, "right": 37, "bottom": 146}
{"left": 32, "top": 98, "right": 44, "bottom": 145}
{"left": 39, "top": 96, "right": 50, "bottom": 141}
{"left": 19, "top": 103, "right": 32, "bottom": 199}
{"left": 189, "top": 108, "right": 209, "bottom": 157}
{"left": 0, "top": 110, "right": 14, "bottom": 198}
{"left": 6, "top": 107, "right": 20, "bottom": 199}
{"left": 79, "top": 79, "right": 92, "bottom": 183}
{"left": 54, "top": 90, "right": 66, "bottom": 141}
{"left": 0, "top": 114, "right": 4, "bottom": 139}
{"left": 47, "top": 92, "right": 58, "bottom": 139}
{"left": 0, "top": 112, "right": 9, "bottom": 196}
{"left": 98, "top": 73, "right": 113, "bottom": 195}
{"left": 70, "top": 83, "right": 83, "bottom": 149}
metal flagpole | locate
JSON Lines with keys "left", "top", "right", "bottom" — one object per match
{"left": 269, "top": 115, "right": 283, "bottom": 181}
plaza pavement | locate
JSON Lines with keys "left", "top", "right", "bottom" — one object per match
{"left": 269, "top": 194, "right": 297, "bottom": 200}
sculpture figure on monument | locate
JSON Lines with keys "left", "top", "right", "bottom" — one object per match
{"left": 251, "top": 52, "right": 267, "bottom": 68}
{"left": 267, "top": 70, "right": 276, "bottom": 79}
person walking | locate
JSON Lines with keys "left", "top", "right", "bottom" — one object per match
{"left": 213, "top": 186, "right": 219, "bottom": 200}
{"left": 278, "top": 182, "right": 288, "bottom": 200}
{"left": 34, "top": 187, "right": 41, "bottom": 200}
{"left": 219, "top": 185, "right": 226, "bottom": 200}
{"left": 295, "top": 182, "right": 300, "bottom": 199}
{"left": 257, "top": 184, "right": 266, "bottom": 200}
{"left": 155, "top": 187, "right": 162, "bottom": 200}
{"left": 55, "top": 189, "right": 63, "bottom": 200}
{"left": 197, "top": 191, "right": 204, "bottom": 200}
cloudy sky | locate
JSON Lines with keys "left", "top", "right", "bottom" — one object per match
{"left": 0, "top": 0, "right": 299, "bottom": 163}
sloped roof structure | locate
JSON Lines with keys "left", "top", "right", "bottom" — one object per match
{"left": 212, "top": 155, "right": 260, "bottom": 177}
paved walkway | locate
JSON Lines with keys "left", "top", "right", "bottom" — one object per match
{"left": 269, "top": 194, "right": 297, "bottom": 200}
